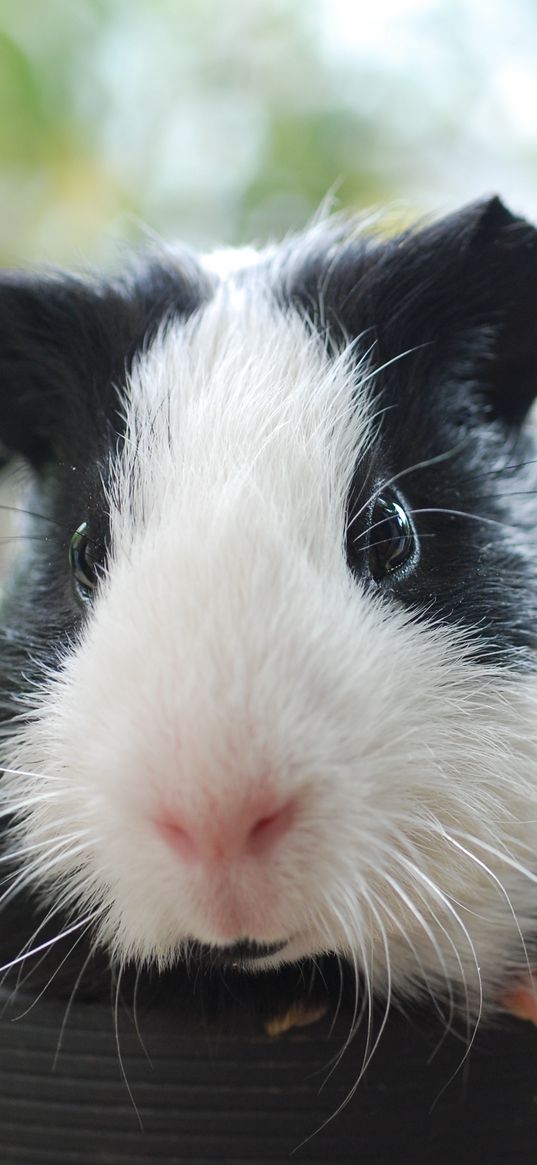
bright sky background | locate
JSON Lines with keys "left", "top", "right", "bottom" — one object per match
{"left": 0, "top": 0, "right": 536, "bottom": 260}
{"left": 319, "top": 0, "right": 537, "bottom": 218}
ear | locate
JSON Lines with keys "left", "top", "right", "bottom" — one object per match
{"left": 0, "top": 271, "right": 129, "bottom": 468}
{"left": 0, "top": 262, "right": 191, "bottom": 470}
{"left": 382, "top": 196, "right": 537, "bottom": 426}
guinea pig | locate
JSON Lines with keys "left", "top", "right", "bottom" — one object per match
{"left": 1, "top": 194, "right": 537, "bottom": 1028}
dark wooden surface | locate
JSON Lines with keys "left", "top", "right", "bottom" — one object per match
{"left": 0, "top": 980, "right": 535, "bottom": 1165}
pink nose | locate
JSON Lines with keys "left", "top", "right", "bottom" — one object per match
{"left": 156, "top": 797, "right": 295, "bottom": 865}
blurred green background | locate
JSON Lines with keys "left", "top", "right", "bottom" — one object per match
{"left": 0, "top": 0, "right": 536, "bottom": 265}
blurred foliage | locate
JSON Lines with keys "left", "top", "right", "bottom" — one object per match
{"left": 0, "top": 0, "right": 536, "bottom": 263}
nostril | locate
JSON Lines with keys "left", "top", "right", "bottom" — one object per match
{"left": 247, "top": 800, "right": 295, "bottom": 854}
{"left": 157, "top": 817, "right": 199, "bottom": 861}
{"left": 156, "top": 797, "right": 296, "bottom": 864}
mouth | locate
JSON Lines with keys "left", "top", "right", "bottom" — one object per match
{"left": 190, "top": 938, "right": 289, "bottom": 968}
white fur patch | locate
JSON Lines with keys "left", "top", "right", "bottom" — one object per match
{"left": 4, "top": 276, "right": 537, "bottom": 1019}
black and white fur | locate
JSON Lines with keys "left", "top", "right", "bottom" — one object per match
{"left": 1, "top": 195, "right": 537, "bottom": 1025}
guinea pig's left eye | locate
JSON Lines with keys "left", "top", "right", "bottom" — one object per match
{"left": 367, "top": 493, "right": 416, "bottom": 582}
{"left": 69, "top": 523, "right": 100, "bottom": 602}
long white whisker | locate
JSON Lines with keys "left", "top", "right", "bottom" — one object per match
{"left": 113, "top": 964, "right": 143, "bottom": 1130}
{"left": 411, "top": 506, "right": 519, "bottom": 533}
{"left": 359, "top": 344, "right": 429, "bottom": 386}
{"left": 295, "top": 889, "right": 395, "bottom": 1151}
{"left": 347, "top": 439, "right": 470, "bottom": 534}
{"left": 0, "top": 829, "right": 92, "bottom": 865}
{"left": 132, "top": 967, "right": 153, "bottom": 1068}
{"left": 441, "top": 828, "right": 537, "bottom": 887}
{"left": 351, "top": 894, "right": 392, "bottom": 1084}
{"left": 379, "top": 865, "right": 457, "bottom": 1032}
{"left": 1, "top": 897, "right": 77, "bottom": 1002}
{"left": 396, "top": 855, "right": 483, "bottom": 1065}
{"left": 53, "top": 941, "right": 100, "bottom": 1070}
{"left": 0, "top": 792, "right": 68, "bottom": 819}
{"left": 441, "top": 831, "right": 533, "bottom": 982}
{"left": 326, "top": 954, "right": 345, "bottom": 1039}
{"left": 0, "top": 840, "right": 93, "bottom": 908}
{"left": 12, "top": 923, "right": 94, "bottom": 1022}
{"left": 0, "top": 766, "right": 68, "bottom": 783}
{"left": 4, "top": 874, "right": 99, "bottom": 1006}
{"left": 0, "top": 911, "right": 103, "bottom": 976}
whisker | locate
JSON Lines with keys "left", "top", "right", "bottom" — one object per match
{"left": 53, "top": 941, "right": 99, "bottom": 1070}
{"left": 359, "top": 345, "right": 430, "bottom": 386}
{"left": 450, "top": 458, "right": 537, "bottom": 486}
{"left": 326, "top": 954, "right": 345, "bottom": 1039}
{"left": 294, "top": 944, "right": 364, "bottom": 1152}
{"left": 0, "top": 791, "right": 69, "bottom": 819}
{"left": 441, "top": 827, "right": 537, "bottom": 890}
{"left": 113, "top": 964, "right": 143, "bottom": 1130}
{"left": 351, "top": 895, "right": 392, "bottom": 1083}
{"left": 0, "top": 838, "right": 92, "bottom": 890}
{"left": 0, "top": 840, "right": 94, "bottom": 930}
{"left": 0, "top": 766, "right": 68, "bottom": 783}
{"left": 6, "top": 872, "right": 99, "bottom": 1003}
{"left": 347, "top": 438, "right": 471, "bottom": 536}
{"left": 132, "top": 967, "right": 153, "bottom": 1068}
{"left": 411, "top": 506, "right": 521, "bottom": 533}
{"left": 0, "top": 910, "right": 102, "bottom": 976}
{"left": 12, "top": 923, "right": 93, "bottom": 1022}
{"left": 0, "top": 536, "right": 62, "bottom": 545}
{"left": 0, "top": 504, "right": 70, "bottom": 533}
{"left": 471, "top": 490, "right": 537, "bottom": 501}
{"left": 304, "top": 897, "right": 366, "bottom": 1086}
{"left": 0, "top": 898, "right": 72, "bottom": 1002}
{"left": 396, "top": 854, "right": 483, "bottom": 1069}
{"left": 0, "top": 830, "right": 92, "bottom": 865}
{"left": 379, "top": 866, "right": 457, "bottom": 1033}
{"left": 327, "top": 892, "right": 371, "bottom": 1081}
{"left": 296, "top": 889, "right": 394, "bottom": 1149}
{"left": 442, "top": 832, "right": 533, "bottom": 981}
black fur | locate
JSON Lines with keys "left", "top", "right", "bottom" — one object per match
{"left": 284, "top": 196, "right": 537, "bottom": 661}
{"left": 0, "top": 257, "right": 209, "bottom": 694}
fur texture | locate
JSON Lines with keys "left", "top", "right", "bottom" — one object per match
{"left": 1, "top": 196, "right": 537, "bottom": 1023}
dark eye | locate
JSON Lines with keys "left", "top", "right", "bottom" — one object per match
{"left": 69, "top": 522, "right": 100, "bottom": 602}
{"left": 367, "top": 493, "right": 416, "bottom": 582}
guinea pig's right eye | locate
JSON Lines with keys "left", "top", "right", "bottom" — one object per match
{"left": 367, "top": 492, "right": 416, "bottom": 582}
{"left": 69, "top": 523, "right": 100, "bottom": 603}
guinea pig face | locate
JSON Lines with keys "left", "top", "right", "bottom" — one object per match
{"left": 2, "top": 195, "right": 537, "bottom": 1014}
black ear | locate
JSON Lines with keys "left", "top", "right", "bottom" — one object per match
{"left": 469, "top": 197, "right": 537, "bottom": 425}
{"left": 0, "top": 262, "right": 197, "bottom": 470}
{"left": 377, "top": 196, "right": 537, "bottom": 426}
{"left": 0, "top": 271, "right": 134, "bottom": 468}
